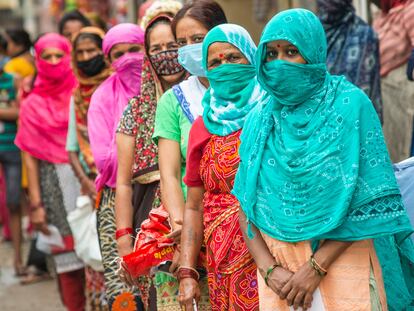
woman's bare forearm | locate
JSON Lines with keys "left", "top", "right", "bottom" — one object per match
{"left": 313, "top": 240, "right": 353, "bottom": 270}
{"left": 68, "top": 151, "right": 88, "bottom": 182}
{"left": 238, "top": 208, "right": 279, "bottom": 277}
{"left": 0, "top": 106, "right": 19, "bottom": 120}
{"left": 180, "top": 186, "right": 205, "bottom": 268}
{"left": 22, "top": 152, "right": 41, "bottom": 205}
{"left": 158, "top": 138, "right": 185, "bottom": 230}
{"left": 160, "top": 177, "right": 185, "bottom": 229}
{"left": 115, "top": 133, "right": 135, "bottom": 231}
{"left": 115, "top": 184, "right": 134, "bottom": 228}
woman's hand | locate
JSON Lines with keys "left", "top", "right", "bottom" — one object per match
{"left": 262, "top": 266, "right": 293, "bottom": 297}
{"left": 167, "top": 219, "right": 183, "bottom": 244}
{"left": 179, "top": 278, "right": 200, "bottom": 310}
{"left": 169, "top": 248, "right": 181, "bottom": 275}
{"left": 31, "top": 207, "right": 50, "bottom": 235}
{"left": 80, "top": 177, "right": 97, "bottom": 201}
{"left": 117, "top": 235, "right": 133, "bottom": 257}
{"left": 280, "top": 262, "right": 322, "bottom": 310}
{"left": 117, "top": 235, "right": 136, "bottom": 286}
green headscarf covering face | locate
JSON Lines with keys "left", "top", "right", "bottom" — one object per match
{"left": 202, "top": 24, "right": 266, "bottom": 136}
{"left": 232, "top": 9, "right": 414, "bottom": 309}
{"left": 257, "top": 9, "right": 327, "bottom": 106}
{"left": 233, "top": 8, "right": 412, "bottom": 242}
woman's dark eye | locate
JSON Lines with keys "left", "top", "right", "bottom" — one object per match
{"left": 267, "top": 50, "right": 278, "bottom": 59}
{"left": 208, "top": 60, "right": 220, "bottom": 68}
{"left": 168, "top": 42, "right": 179, "bottom": 49}
{"left": 114, "top": 52, "right": 124, "bottom": 59}
{"left": 287, "top": 49, "right": 299, "bottom": 56}
{"left": 177, "top": 39, "right": 186, "bottom": 47}
{"left": 229, "top": 55, "right": 241, "bottom": 62}
{"left": 194, "top": 36, "right": 204, "bottom": 43}
{"left": 129, "top": 47, "right": 140, "bottom": 53}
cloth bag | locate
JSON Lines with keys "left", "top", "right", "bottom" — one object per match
{"left": 67, "top": 195, "right": 103, "bottom": 271}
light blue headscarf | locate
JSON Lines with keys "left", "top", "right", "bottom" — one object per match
{"left": 232, "top": 9, "right": 414, "bottom": 309}
{"left": 201, "top": 24, "right": 267, "bottom": 136}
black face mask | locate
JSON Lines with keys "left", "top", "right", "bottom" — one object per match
{"left": 77, "top": 54, "right": 106, "bottom": 77}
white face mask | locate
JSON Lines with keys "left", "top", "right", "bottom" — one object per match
{"left": 178, "top": 43, "right": 206, "bottom": 77}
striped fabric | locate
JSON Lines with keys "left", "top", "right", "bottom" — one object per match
{"left": 373, "top": 0, "right": 414, "bottom": 76}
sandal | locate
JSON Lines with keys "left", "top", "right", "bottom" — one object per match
{"left": 20, "top": 271, "right": 52, "bottom": 285}
{"left": 14, "top": 265, "right": 29, "bottom": 277}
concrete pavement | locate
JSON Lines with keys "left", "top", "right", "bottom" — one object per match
{"left": 0, "top": 235, "right": 65, "bottom": 311}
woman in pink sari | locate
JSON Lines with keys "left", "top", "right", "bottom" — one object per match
{"left": 87, "top": 23, "right": 146, "bottom": 310}
{"left": 15, "top": 33, "right": 85, "bottom": 311}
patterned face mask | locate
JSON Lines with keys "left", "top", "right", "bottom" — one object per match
{"left": 149, "top": 50, "right": 185, "bottom": 76}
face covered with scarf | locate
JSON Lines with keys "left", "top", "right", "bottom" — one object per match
{"left": 202, "top": 24, "right": 266, "bottom": 136}
{"left": 15, "top": 33, "right": 77, "bottom": 163}
{"left": 257, "top": 11, "right": 327, "bottom": 107}
{"left": 88, "top": 23, "right": 145, "bottom": 190}
{"left": 233, "top": 9, "right": 412, "bottom": 243}
{"left": 72, "top": 27, "right": 112, "bottom": 175}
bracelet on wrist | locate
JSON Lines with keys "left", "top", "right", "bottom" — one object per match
{"left": 177, "top": 266, "right": 200, "bottom": 282}
{"left": 264, "top": 263, "right": 280, "bottom": 287}
{"left": 115, "top": 227, "right": 133, "bottom": 240}
{"left": 309, "top": 255, "right": 327, "bottom": 276}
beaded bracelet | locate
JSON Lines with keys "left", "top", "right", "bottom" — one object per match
{"left": 309, "top": 255, "right": 327, "bottom": 276}
{"left": 177, "top": 266, "right": 200, "bottom": 282}
{"left": 265, "top": 263, "right": 280, "bottom": 287}
{"left": 115, "top": 227, "right": 133, "bottom": 240}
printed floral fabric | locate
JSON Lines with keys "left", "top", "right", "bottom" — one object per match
{"left": 117, "top": 58, "right": 159, "bottom": 179}
{"left": 149, "top": 50, "right": 184, "bottom": 77}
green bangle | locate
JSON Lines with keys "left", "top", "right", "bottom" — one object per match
{"left": 264, "top": 263, "right": 279, "bottom": 287}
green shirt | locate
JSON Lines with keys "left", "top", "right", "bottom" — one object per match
{"left": 66, "top": 98, "right": 89, "bottom": 174}
{"left": 0, "top": 72, "right": 18, "bottom": 152}
{"left": 153, "top": 89, "right": 192, "bottom": 199}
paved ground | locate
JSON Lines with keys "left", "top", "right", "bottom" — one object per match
{"left": 0, "top": 232, "right": 65, "bottom": 311}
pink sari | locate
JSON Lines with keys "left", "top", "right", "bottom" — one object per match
{"left": 88, "top": 23, "right": 145, "bottom": 190}
{"left": 15, "top": 33, "right": 77, "bottom": 163}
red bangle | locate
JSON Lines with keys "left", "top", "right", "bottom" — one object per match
{"left": 115, "top": 228, "right": 133, "bottom": 240}
{"left": 177, "top": 267, "right": 200, "bottom": 281}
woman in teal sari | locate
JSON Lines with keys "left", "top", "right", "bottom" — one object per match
{"left": 233, "top": 9, "right": 414, "bottom": 311}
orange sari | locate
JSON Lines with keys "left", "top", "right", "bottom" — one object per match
{"left": 258, "top": 233, "right": 387, "bottom": 311}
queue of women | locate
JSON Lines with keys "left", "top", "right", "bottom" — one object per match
{"left": 1, "top": 0, "right": 414, "bottom": 310}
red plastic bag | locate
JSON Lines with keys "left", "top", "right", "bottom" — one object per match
{"left": 122, "top": 206, "right": 175, "bottom": 277}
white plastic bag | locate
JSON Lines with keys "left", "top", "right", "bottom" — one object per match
{"left": 36, "top": 225, "right": 65, "bottom": 254}
{"left": 67, "top": 195, "right": 103, "bottom": 272}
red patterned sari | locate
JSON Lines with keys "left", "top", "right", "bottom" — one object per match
{"left": 199, "top": 129, "right": 259, "bottom": 311}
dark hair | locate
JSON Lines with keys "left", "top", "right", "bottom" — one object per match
{"left": 58, "top": 10, "right": 91, "bottom": 34}
{"left": 85, "top": 12, "right": 108, "bottom": 32}
{"left": 171, "top": 0, "right": 227, "bottom": 37}
{"left": 5, "top": 28, "right": 32, "bottom": 52}
{"left": 74, "top": 33, "right": 103, "bottom": 51}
